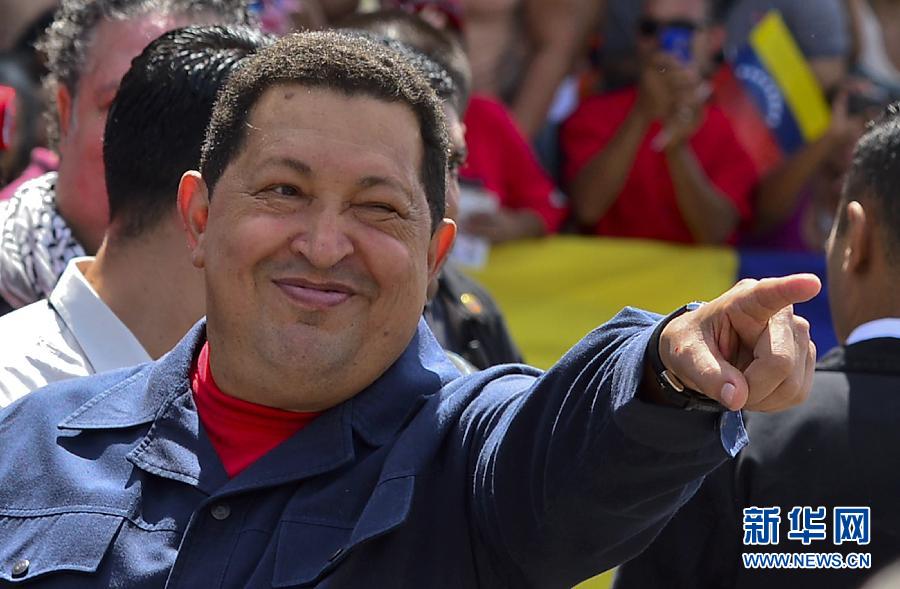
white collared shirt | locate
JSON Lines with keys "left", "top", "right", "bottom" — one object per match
{"left": 845, "top": 318, "right": 900, "bottom": 346}
{"left": 0, "top": 257, "right": 150, "bottom": 407}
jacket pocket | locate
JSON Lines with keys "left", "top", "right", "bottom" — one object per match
{"left": 0, "top": 511, "right": 124, "bottom": 582}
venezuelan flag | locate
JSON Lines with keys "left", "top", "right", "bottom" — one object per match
{"left": 466, "top": 237, "right": 835, "bottom": 371}
{"left": 728, "top": 11, "right": 831, "bottom": 155}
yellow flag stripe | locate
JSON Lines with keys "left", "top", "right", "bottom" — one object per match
{"left": 749, "top": 11, "right": 830, "bottom": 142}
{"left": 467, "top": 237, "right": 739, "bottom": 370}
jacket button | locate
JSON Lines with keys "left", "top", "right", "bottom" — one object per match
{"left": 210, "top": 503, "right": 231, "bottom": 521}
{"left": 11, "top": 559, "right": 29, "bottom": 578}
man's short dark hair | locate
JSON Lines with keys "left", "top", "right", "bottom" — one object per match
{"left": 840, "top": 102, "right": 900, "bottom": 260}
{"left": 358, "top": 33, "right": 458, "bottom": 109}
{"left": 200, "top": 31, "right": 450, "bottom": 231}
{"left": 338, "top": 9, "right": 471, "bottom": 114}
{"left": 37, "top": 0, "right": 254, "bottom": 146}
{"left": 104, "top": 24, "right": 269, "bottom": 240}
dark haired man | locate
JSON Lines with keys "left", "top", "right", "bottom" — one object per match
{"left": 0, "top": 0, "right": 252, "bottom": 313}
{"left": 613, "top": 104, "right": 900, "bottom": 589}
{"left": 0, "top": 31, "right": 818, "bottom": 587}
{"left": 0, "top": 24, "right": 268, "bottom": 405}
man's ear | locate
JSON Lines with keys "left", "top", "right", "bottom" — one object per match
{"left": 56, "top": 84, "right": 73, "bottom": 140}
{"left": 427, "top": 218, "right": 457, "bottom": 283}
{"left": 178, "top": 171, "right": 210, "bottom": 269}
{"left": 843, "top": 200, "right": 869, "bottom": 273}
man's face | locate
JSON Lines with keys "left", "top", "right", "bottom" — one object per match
{"left": 637, "top": 0, "right": 713, "bottom": 74}
{"left": 187, "top": 86, "right": 454, "bottom": 406}
{"left": 55, "top": 13, "right": 205, "bottom": 252}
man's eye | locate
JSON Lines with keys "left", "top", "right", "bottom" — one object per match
{"left": 357, "top": 201, "right": 400, "bottom": 216}
{"left": 268, "top": 185, "right": 299, "bottom": 197}
{"left": 365, "top": 202, "right": 397, "bottom": 213}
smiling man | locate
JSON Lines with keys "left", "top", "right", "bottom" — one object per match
{"left": 0, "top": 31, "right": 821, "bottom": 587}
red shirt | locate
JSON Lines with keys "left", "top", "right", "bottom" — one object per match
{"left": 191, "top": 342, "right": 320, "bottom": 478}
{"left": 560, "top": 87, "right": 757, "bottom": 244}
{"left": 461, "top": 95, "right": 566, "bottom": 233}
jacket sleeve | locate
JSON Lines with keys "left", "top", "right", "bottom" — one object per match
{"left": 461, "top": 306, "right": 747, "bottom": 588}
{"left": 611, "top": 459, "right": 743, "bottom": 589}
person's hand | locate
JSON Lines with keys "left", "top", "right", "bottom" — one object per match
{"left": 462, "top": 209, "right": 545, "bottom": 243}
{"left": 636, "top": 52, "right": 678, "bottom": 120}
{"left": 641, "top": 53, "right": 708, "bottom": 150}
{"left": 657, "top": 274, "right": 821, "bottom": 412}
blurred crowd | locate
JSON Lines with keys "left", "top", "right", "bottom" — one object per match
{"left": 2, "top": 0, "right": 896, "bottom": 263}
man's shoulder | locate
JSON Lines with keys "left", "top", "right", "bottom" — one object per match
{"left": 0, "top": 363, "right": 153, "bottom": 510}
{"left": 739, "top": 360, "right": 900, "bottom": 464}
{"left": 0, "top": 299, "right": 90, "bottom": 405}
{"left": 4, "top": 171, "right": 57, "bottom": 211}
{"left": 0, "top": 362, "right": 152, "bottom": 428}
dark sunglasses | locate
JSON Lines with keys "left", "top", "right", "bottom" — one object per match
{"left": 638, "top": 17, "right": 703, "bottom": 37}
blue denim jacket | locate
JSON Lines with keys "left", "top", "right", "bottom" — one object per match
{"left": 0, "top": 309, "right": 746, "bottom": 588}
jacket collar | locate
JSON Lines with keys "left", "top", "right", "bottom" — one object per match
{"left": 58, "top": 319, "right": 207, "bottom": 431}
{"left": 58, "top": 318, "right": 460, "bottom": 493}
{"left": 817, "top": 338, "right": 900, "bottom": 374}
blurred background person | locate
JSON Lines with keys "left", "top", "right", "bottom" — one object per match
{"left": 0, "top": 0, "right": 59, "bottom": 53}
{"left": 853, "top": 0, "right": 900, "bottom": 100}
{"left": 0, "top": 60, "right": 48, "bottom": 189}
{"left": 382, "top": 0, "right": 599, "bottom": 140}
{"left": 0, "top": 24, "right": 268, "bottom": 405}
{"left": 0, "top": 3, "right": 58, "bottom": 200}
{"left": 0, "top": 0, "right": 253, "bottom": 315}
{"left": 561, "top": 0, "right": 757, "bottom": 245}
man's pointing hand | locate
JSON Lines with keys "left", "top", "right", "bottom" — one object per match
{"left": 657, "top": 274, "right": 822, "bottom": 412}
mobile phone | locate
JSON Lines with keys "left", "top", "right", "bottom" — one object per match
{"left": 0, "top": 85, "right": 16, "bottom": 152}
{"left": 660, "top": 25, "right": 693, "bottom": 64}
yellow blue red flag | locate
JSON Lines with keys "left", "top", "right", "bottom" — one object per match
{"left": 729, "top": 11, "right": 831, "bottom": 154}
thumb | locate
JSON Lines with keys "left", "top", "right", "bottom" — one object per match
{"left": 673, "top": 344, "right": 750, "bottom": 411}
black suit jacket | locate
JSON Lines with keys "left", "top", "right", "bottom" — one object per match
{"left": 613, "top": 338, "right": 900, "bottom": 589}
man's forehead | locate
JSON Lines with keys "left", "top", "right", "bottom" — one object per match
{"left": 239, "top": 84, "right": 425, "bottom": 180}
{"left": 246, "top": 84, "right": 422, "bottom": 143}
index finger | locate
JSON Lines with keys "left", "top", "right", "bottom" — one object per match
{"left": 734, "top": 274, "right": 821, "bottom": 323}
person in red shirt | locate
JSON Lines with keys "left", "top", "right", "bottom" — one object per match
{"left": 460, "top": 94, "right": 567, "bottom": 242}
{"left": 561, "top": 0, "right": 757, "bottom": 245}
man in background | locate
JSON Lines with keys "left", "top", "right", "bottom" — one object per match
{"left": 0, "top": 0, "right": 252, "bottom": 312}
{"left": 0, "top": 24, "right": 268, "bottom": 405}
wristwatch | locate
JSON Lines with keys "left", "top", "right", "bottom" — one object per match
{"left": 647, "top": 302, "right": 725, "bottom": 412}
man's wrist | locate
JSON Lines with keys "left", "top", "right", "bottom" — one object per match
{"left": 641, "top": 303, "right": 725, "bottom": 412}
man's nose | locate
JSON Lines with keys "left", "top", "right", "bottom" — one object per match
{"left": 289, "top": 210, "right": 354, "bottom": 269}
